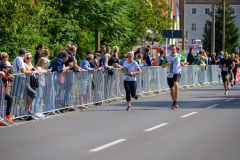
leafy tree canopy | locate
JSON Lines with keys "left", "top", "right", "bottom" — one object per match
{"left": 0, "top": 0, "right": 172, "bottom": 64}
{"left": 202, "top": 0, "right": 240, "bottom": 54}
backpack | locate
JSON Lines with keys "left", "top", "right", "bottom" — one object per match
{"left": 30, "top": 68, "right": 39, "bottom": 90}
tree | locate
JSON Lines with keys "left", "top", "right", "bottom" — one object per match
{"left": 202, "top": 0, "right": 240, "bottom": 54}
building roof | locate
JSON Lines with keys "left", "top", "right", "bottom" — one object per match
{"left": 186, "top": 0, "right": 240, "bottom": 5}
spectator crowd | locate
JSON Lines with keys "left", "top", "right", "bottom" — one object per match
{"left": 0, "top": 44, "right": 239, "bottom": 125}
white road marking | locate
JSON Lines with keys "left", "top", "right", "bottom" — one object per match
{"left": 225, "top": 98, "right": 234, "bottom": 102}
{"left": 206, "top": 104, "right": 219, "bottom": 109}
{"left": 181, "top": 112, "right": 198, "bottom": 118}
{"left": 89, "top": 139, "right": 126, "bottom": 152}
{"left": 144, "top": 123, "right": 168, "bottom": 131}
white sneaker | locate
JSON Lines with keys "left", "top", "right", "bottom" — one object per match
{"left": 228, "top": 84, "right": 230, "bottom": 90}
{"left": 224, "top": 90, "right": 228, "bottom": 95}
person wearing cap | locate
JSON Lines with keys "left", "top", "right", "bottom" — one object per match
{"left": 48, "top": 51, "right": 74, "bottom": 73}
{"left": 2, "top": 61, "right": 14, "bottom": 93}
{"left": 0, "top": 53, "right": 14, "bottom": 125}
{"left": 12, "top": 48, "right": 39, "bottom": 115}
{"left": 48, "top": 51, "right": 74, "bottom": 111}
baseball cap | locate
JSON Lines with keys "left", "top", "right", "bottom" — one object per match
{"left": 19, "top": 48, "right": 27, "bottom": 55}
{"left": 61, "top": 52, "right": 71, "bottom": 58}
{"left": 4, "top": 61, "right": 13, "bottom": 68}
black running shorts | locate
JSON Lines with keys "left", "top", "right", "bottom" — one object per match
{"left": 221, "top": 72, "right": 230, "bottom": 82}
{"left": 167, "top": 73, "right": 181, "bottom": 88}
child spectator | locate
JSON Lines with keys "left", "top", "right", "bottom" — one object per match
{"left": 2, "top": 61, "right": 14, "bottom": 93}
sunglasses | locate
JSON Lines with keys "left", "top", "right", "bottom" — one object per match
{"left": 27, "top": 57, "right": 32, "bottom": 59}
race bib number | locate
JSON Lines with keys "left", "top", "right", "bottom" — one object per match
{"left": 124, "top": 75, "right": 131, "bottom": 81}
{"left": 223, "top": 67, "right": 228, "bottom": 72}
{"left": 167, "top": 73, "right": 174, "bottom": 78}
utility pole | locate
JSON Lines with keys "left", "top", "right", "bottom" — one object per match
{"left": 222, "top": 0, "right": 225, "bottom": 52}
{"left": 211, "top": 5, "right": 215, "bottom": 54}
{"left": 182, "top": 0, "right": 186, "bottom": 51}
{"left": 95, "top": 29, "right": 100, "bottom": 53}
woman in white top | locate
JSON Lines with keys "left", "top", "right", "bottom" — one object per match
{"left": 24, "top": 53, "right": 34, "bottom": 70}
{"left": 122, "top": 52, "right": 141, "bottom": 111}
{"left": 32, "top": 57, "right": 51, "bottom": 114}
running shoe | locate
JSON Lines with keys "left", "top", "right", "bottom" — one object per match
{"left": 228, "top": 84, "right": 231, "bottom": 90}
{"left": 171, "top": 103, "right": 175, "bottom": 110}
{"left": 126, "top": 106, "right": 131, "bottom": 111}
{"left": 135, "top": 95, "right": 138, "bottom": 100}
{"left": 224, "top": 90, "right": 228, "bottom": 95}
{"left": 231, "top": 84, "right": 233, "bottom": 87}
{"left": 234, "top": 81, "right": 236, "bottom": 85}
{"left": 27, "top": 109, "right": 33, "bottom": 114}
{"left": 5, "top": 115, "right": 13, "bottom": 123}
{"left": 0, "top": 121, "right": 6, "bottom": 126}
{"left": 174, "top": 103, "right": 179, "bottom": 109}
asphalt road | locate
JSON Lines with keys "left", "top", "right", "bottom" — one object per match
{"left": 0, "top": 83, "right": 240, "bottom": 160}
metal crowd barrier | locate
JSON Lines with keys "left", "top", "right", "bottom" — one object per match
{"left": 2, "top": 65, "right": 220, "bottom": 125}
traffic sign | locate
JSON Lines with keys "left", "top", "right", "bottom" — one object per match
{"left": 162, "top": 30, "right": 183, "bottom": 39}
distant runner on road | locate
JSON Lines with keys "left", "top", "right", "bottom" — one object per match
{"left": 162, "top": 45, "right": 186, "bottom": 109}
{"left": 219, "top": 52, "right": 234, "bottom": 95}
{"left": 230, "top": 53, "right": 238, "bottom": 86}
{"left": 122, "top": 51, "right": 141, "bottom": 111}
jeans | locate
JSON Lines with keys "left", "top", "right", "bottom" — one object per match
{"left": 5, "top": 93, "right": 13, "bottom": 116}
{"left": 64, "top": 78, "right": 74, "bottom": 107}
{"left": 32, "top": 85, "right": 43, "bottom": 113}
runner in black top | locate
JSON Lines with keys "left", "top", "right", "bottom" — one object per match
{"left": 230, "top": 53, "right": 238, "bottom": 86}
{"left": 219, "top": 52, "right": 234, "bottom": 95}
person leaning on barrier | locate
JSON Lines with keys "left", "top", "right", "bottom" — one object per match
{"left": 32, "top": 57, "right": 52, "bottom": 114}
{"left": 34, "top": 44, "right": 45, "bottom": 66}
{"left": 87, "top": 50, "right": 97, "bottom": 69}
{"left": 122, "top": 51, "right": 141, "bottom": 111}
{"left": 64, "top": 45, "right": 84, "bottom": 109}
{"left": 48, "top": 51, "right": 74, "bottom": 72}
{"left": 48, "top": 51, "right": 74, "bottom": 112}
{"left": 106, "top": 46, "right": 122, "bottom": 68}
{"left": 79, "top": 54, "right": 101, "bottom": 106}
{"left": 13, "top": 48, "right": 39, "bottom": 115}
{"left": 0, "top": 52, "right": 14, "bottom": 125}
{"left": 95, "top": 53, "right": 102, "bottom": 68}
{"left": 96, "top": 45, "right": 114, "bottom": 70}
{"left": 162, "top": 45, "right": 186, "bottom": 109}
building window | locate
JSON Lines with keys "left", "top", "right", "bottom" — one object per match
{"left": 192, "top": 8, "right": 197, "bottom": 15}
{"left": 192, "top": 39, "right": 196, "bottom": 44}
{"left": 231, "top": 7, "right": 236, "bottom": 15}
{"left": 205, "top": 8, "right": 210, "bottom": 15}
{"left": 192, "top": 23, "right": 196, "bottom": 30}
